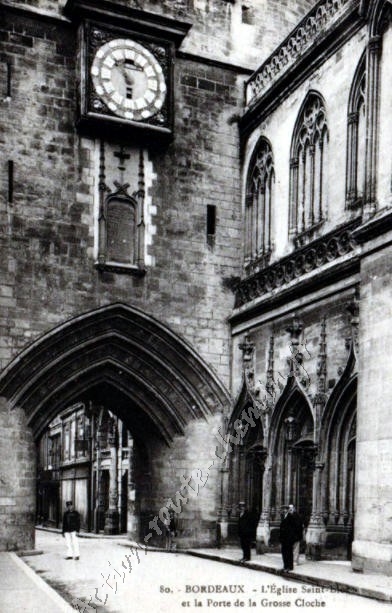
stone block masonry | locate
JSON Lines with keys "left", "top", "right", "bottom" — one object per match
{"left": 0, "top": 1, "right": 249, "bottom": 550}
{"left": 0, "top": 399, "right": 35, "bottom": 551}
{"left": 0, "top": 6, "right": 245, "bottom": 388}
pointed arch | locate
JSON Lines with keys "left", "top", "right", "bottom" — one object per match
{"left": 226, "top": 378, "right": 266, "bottom": 520}
{"left": 244, "top": 136, "right": 275, "bottom": 273}
{"left": 289, "top": 91, "right": 328, "bottom": 242}
{"left": 269, "top": 376, "right": 315, "bottom": 526}
{"left": 269, "top": 374, "right": 314, "bottom": 448}
{"left": 319, "top": 350, "right": 357, "bottom": 555}
{"left": 346, "top": 51, "right": 366, "bottom": 209}
{"left": 321, "top": 343, "right": 357, "bottom": 448}
{"left": 369, "top": 0, "right": 392, "bottom": 37}
{"left": 0, "top": 303, "right": 231, "bottom": 443}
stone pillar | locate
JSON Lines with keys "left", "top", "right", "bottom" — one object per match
{"left": 104, "top": 418, "right": 119, "bottom": 535}
{"left": 217, "top": 466, "right": 230, "bottom": 547}
{"left": 94, "top": 419, "right": 105, "bottom": 533}
{"left": 127, "top": 438, "right": 139, "bottom": 541}
{"left": 306, "top": 460, "right": 325, "bottom": 560}
{"left": 286, "top": 447, "right": 294, "bottom": 504}
{"left": 352, "top": 240, "right": 392, "bottom": 574}
{"left": 364, "top": 36, "right": 381, "bottom": 218}
{"left": 346, "top": 111, "right": 359, "bottom": 207}
{"left": 97, "top": 140, "right": 107, "bottom": 267}
{"left": 0, "top": 400, "right": 36, "bottom": 551}
{"left": 256, "top": 459, "right": 272, "bottom": 553}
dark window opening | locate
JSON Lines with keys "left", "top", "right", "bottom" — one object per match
{"left": 7, "top": 63, "right": 11, "bottom": 97}
{"left": 8, "top": 160, "right": 13, "bottom": 204}
{"left": 241, "top": 4, "right": 254, "bottom": 25}
{"left": 207, "top": 204, "right": 216, "bottom": 247}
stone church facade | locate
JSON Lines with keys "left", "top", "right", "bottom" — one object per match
{"left": 1, "top": 0, "right": 392, "bottom": 576}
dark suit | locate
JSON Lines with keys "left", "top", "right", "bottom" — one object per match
{"left": 238, "top": 509, "right": 256, "bottom": 561}
{"left": 62, "top": 510, "right": 80, "bottom": 534}
{"left": 279, "top": 510, "right": 303, "bottom": 570}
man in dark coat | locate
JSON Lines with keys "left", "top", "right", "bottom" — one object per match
{"left": 164, "top": 509, "right": 177, "bottom": 551}
{"left": 62, "top": 500, "right": 81, "bottom": 560}
{"left": 279, "top": 503, "right": 303, "bottom": 572}
{"left": 238, "top": 501, "right": 256, "bottom": 562}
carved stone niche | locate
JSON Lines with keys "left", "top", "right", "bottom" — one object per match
{"left": 239, "top": 334, "right": 255, "bottom": 370}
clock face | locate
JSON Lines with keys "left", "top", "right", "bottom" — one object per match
{"left": 90, "top": 38, "right": 167, "bottom": 121}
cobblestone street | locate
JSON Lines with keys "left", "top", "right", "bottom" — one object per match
{"left": 18, "top": 531, "right": 392, "bottom": 613}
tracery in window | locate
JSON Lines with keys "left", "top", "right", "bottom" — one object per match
{"left": 244, "top": 137, "right": 274, "bottom": 272}
{"left": 346, "top": 54, "right": 366, "bottom": 210}
{"left": 289, "top": 92, "right": 328, "bottom": 246}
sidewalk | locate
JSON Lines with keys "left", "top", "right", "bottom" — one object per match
{"left": 0, "top": 550, "right": 73, "bottom": 612}
{"left": 0, "top": 528, "right": 127, "bottom": 612}
{"left": 185, "top": 546, "right": 392, "bottom": 603}
{"left": 3, "top": 531, "right": 392, "bottom": 611}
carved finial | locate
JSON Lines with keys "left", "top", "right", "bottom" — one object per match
{"left": 286, "top": 316, "right": 303, "bottom": 344}
{"left": 114, "top": 145, "right": 130, "bottom": 185}
{"left": 346, "top": 289, "right": 360, "bottom": 351}
{"left": 286, "top": 316, "right": 304, "bottom": 376}
{"left": 284, "top": 411, "right": 298, "bottom": 442}
{"left": 266, "top": 334, "right": 275, "bottom": 406}
{"left": 98, "top": 140, "right": 107, "bottom": 195}
{"left": 135, "top": 148, "right": 145, "bottom": 231}
{"left": 138, "top": 148, "right": 145, "bottom": 198}
{"left": 316, "top": 316, "right": 327, "bottom": 394}
{"left": 239, "top": 334, "right": 255, "bottom": 370}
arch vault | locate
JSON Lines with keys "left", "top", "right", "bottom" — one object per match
{"left": 0, "top": 303, "right": 231, "bottom": 550}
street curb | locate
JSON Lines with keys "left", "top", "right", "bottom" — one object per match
{"left": 10, "top": 552, "right": 74, "bottom": 612}
{"left": 186, "top": 550, "right": 392, "bottom": 604}
{"left": 36, "top": 526, "right": 129, "bottom": 540}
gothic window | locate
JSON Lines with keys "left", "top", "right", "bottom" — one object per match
{"left": 289, "top": 92, "right": 328, "bottom": 244}
{"left": 346, "top": 54, "right": 366, "bottom": 209}
{"left": 106, "top": 196, "right": 137, "bottom": 265}
{"left": 245, "top": 137, "right": 274, "bottom": 271}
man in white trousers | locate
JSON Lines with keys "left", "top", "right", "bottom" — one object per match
{"left": 62, "top": 500, "right": 81, "bottom": 560}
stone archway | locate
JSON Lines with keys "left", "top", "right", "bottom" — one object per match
{"left": 268, "top": 378, "right": 315, "bottom": 544}
{"left": 321, "top": 371, "right": 357, "bottom": 559}
{"left": 0, "top": 303, "right": 231, "bottom": 551}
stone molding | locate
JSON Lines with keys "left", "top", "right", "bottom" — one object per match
{"left": 245, "top": 0, "right": 358, "bottom": 108}
{"left": 234, "top": 218, "right": 361, "bottom": 308}
{"left": 0, "top": 303, "right": 232, "bottom": 440}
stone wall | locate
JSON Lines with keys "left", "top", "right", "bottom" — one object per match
{"left": 0, "top": 399, "right": 36, "bottom": 551}
{"left": 2, "top": 0, "right": 316, "bottom": 69}
{"left": 241, "top": 25, "right": 368, "bottom": 264}
{"left": 145, "top": 414, "right": 223, "bottom": 546}
{"left": 0, "top": 0, "right": 246, "bottom": 549}
{"left": 353, "top": 241, "right": 392, "bottom": 574}
{"left": 0, "top": 6, "right": 243, "bottom": 386}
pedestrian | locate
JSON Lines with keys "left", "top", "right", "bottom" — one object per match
{"left": 62, "top": 500, "right": 81, "bottom": 560}
{"left": 292, "top": 508, "right": 305, "bottom": 566}
{"left": 279, "top": 503, "right": 303, "bottom": 572}
{"left": 163, "top": 509, "right": 177, "bottom": 551}
{"left": 238, "top": 501, "right": 256, "bottom": 562}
